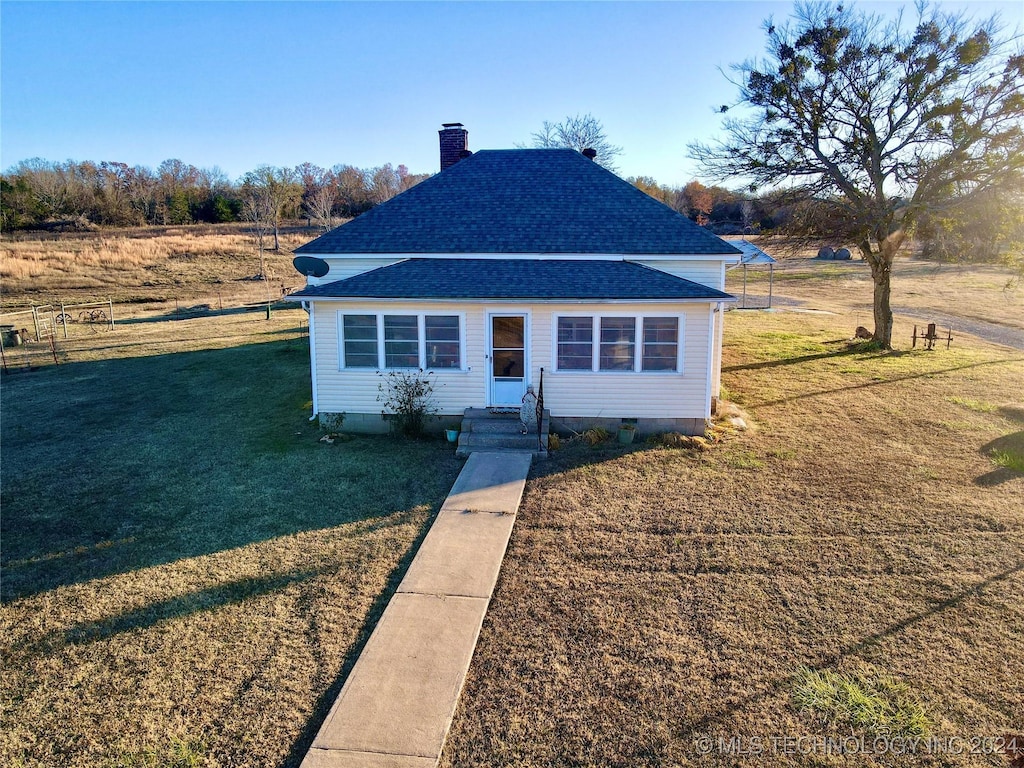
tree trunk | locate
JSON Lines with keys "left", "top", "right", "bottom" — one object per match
{"left": 273, "top": 220, "right": 280, "bottom": 251}
{"left": 871, "top": 266, "right": 893, "bottom": 348}
{"left": 868, "top": 236, "right": 902, "bottom": 349}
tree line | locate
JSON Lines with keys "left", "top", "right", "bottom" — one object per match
{"left": 0, "top": 157, "right": 430, "bottom": 232}
{"left": 0, "top": 149, "right": 797, "bottom": 238}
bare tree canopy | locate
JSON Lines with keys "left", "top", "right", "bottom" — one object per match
{"left": 690, "top": 0, "right": 1024, "bottom": 347}
{"left": 240, "top": 166, "right": 302, "bottom": 252}
{"left": 529, "top": 113, "right": 624, "bottom": 171}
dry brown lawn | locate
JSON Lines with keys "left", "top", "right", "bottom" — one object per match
{"left": 442, "top": 311, "right": 1023, "bottom": 766}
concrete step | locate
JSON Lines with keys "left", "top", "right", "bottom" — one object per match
{"left": 457, "top": 432, "right": 542, "bottom": 450}
{"left": 467, "top": 418, "right": 535, "bottom": 434}
{"left": 457, "top": 408, "right": 549, "bottom": 458}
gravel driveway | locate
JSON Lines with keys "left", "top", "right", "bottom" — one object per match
{"left": 732, "top": 292, "right": 1024, "bottom": 351}
{"left": 893, "top": 307, "right": 1024, "bottom": 352}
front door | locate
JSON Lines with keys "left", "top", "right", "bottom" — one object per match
{"left": 488, "top": 314, "right": 527, "bottom": 407}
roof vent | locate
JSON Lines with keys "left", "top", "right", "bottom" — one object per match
{"left": 439, "top": 123, "right": 469, "bottom": 171}
{"left": 582, "top": 148, "right": 597, "bottom": 160}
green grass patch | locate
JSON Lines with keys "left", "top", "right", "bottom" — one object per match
{"left": 991, "top": 449, "right": 1024, "bottom": 473}
{"left": 724, "top": 450, "right": 766, "bottom": 470}
{"left": 792, "top": 666, "right": 931, "bottom": 737}
{"left": 772, "top": 267, "right": 853, "bottom": 281}
{"left": 949, "top": 396, "right": 998, "bottom": 413}
{"left": 116, "top": 737, "right": 207, "bottom": 768}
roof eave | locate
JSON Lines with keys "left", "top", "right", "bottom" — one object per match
{"left": 285, "top": 294, "right": 736, "bottom": 303}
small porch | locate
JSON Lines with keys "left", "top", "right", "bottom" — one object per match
{"left": 456, "top": 407, "right": 550, "bottom": 458}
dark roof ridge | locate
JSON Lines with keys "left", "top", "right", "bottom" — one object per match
{"left": 296, "top": 149, "right": 742, "bottom": 257}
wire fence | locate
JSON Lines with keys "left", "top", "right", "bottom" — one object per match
{"left": 0, "top": 279, "right": 305, "bottom": 373}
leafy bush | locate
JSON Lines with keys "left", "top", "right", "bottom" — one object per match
{"left": 377, "top": 369, "right": 438, "bottom": 437}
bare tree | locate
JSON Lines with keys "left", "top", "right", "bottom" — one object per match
{"left": 367, "top": 164, "right": 401, "bottom": 205}
{"left": 529, "top": 113, "right": 624, "bottom": 171}
{"left": 14, "top": 158, "right": 70, "bottom": 219}
{"left": 240, "top": 166, "right": 302, "bottom": 250}
{"left": 305, "top": 183, "right": 338, "bottom": 231}
{"left": 240, "top": 178, "right": 275, "bottom": 279}
{"left": 690, "top": 1, "right": 1024, "bottom": 347}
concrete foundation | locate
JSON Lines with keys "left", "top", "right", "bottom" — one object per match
{"left": 318, "top": 412, "right": 461, "bottom": 435}
{"left": 322, "top": 411, "right": 706, "bottom": 439}
{"left": 550, "top": 416, "right": 707, "bottom": 438}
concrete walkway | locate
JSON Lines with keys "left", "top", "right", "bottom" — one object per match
{"left": 301, "top": 451, "right": 533, "bottom": 768}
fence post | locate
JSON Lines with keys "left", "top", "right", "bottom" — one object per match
{"left": 61, "top": 303, "right": 69, "bottom": 339}
{"left": 32, "top": 305, "right": 41, "bottom": 342}
{"left": 108, "top": 299, "right": 114, "bottom": 330}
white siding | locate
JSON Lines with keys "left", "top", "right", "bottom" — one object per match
{"left": 634, "top": 259, "right": 725, "bottom": 291}
{"left": 310, "top": 300, "right": 714, "bottom": 419}
{"left": 305, "top": 257, "right": 402, "bottom": 287}
{"left": 312, "top": 301, "right": 488, "bottom": 415}
{"left": 537, "top": 303, "right": 711, "bottom": 419}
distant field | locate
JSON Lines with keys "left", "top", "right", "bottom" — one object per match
{"left": 724, "top": 237, "right": 1023, "bottom": 335}
{"left": 0, "top": 222, "right": 331, "bottom": 308}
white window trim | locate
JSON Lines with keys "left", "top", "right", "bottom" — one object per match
{"left": 551, "top": 312, "right": 685, "bottom": 375}
{"left": 338, "top": 311, "right": 467, "bottom": 372}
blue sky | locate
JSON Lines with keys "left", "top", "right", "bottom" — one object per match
{"left": 2, "top": 0, "right": 1020, "bottom": 187}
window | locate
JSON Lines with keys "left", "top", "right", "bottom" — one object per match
{"left": 599, "top": 317, "right": 636, "bottom": 371}
{"left": 557, "top": 316, "right": 593, "bottom": 370}
{"left": 642, "top": 317, "right": 678, "bottom": 371}
{"left": 425, "top": 316, "right": 460, "bottom": 369}
{"left": 555, "top": 314, "right": 681, "bottom": 373}
{"left": 384, "top": 315, "right": 419, "bottom": 368}
{"left": 342, "top": 314, "right": 378, "bottom": 367}
{"left": 340, "top": 313, "right": 462, "bottom": 370}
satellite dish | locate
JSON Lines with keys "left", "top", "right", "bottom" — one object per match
{"left": 292, "top": 256, "right": 330, "bottom": 278}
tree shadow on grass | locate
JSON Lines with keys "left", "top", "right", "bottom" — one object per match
{"left": 0, "top": 339, "right": 462, "bottom": 602}
{"left": 998, "top": 405, "right": 1024, "bottom": 424}
{"left": 115, "top": 300, "right": 295, "bottom": 324}
{"left": 722, "top": 342, "right": 872, "bottom": 373}
{"left": 279, "top": 500, "right": 442, "bottom": 768}
{"left": 755, "top": 358, "right": 1023, "bottom": 408}
{"left": 682, "top": 560, "right": 1024, "bottom": 739}
{"left": 18, "top": 569, "right": 320, "bottom": 654}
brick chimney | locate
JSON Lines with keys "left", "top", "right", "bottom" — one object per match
{"left": 439, "top": 123, "right": 470, "bottom": 171}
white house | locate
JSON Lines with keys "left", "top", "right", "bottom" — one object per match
{"left": 287, "top": 124, "right": 740, "bottom": 439}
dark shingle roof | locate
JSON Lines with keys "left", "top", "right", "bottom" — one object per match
{"left": 296, "top": 149, "right": 741, "bottom": 256}
{"left": 290, "top": 259, "right": 734, "bottom": 301}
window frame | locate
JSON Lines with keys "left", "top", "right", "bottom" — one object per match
{"left": 338, "top": 311, "right": 466, "bottom": 371}
{"left": 552, "top": 312, "right": 685, "bottom": 374}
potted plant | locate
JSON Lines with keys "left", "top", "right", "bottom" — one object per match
{"left": 617, "top": 423, "right": 637, "bottom": 444}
